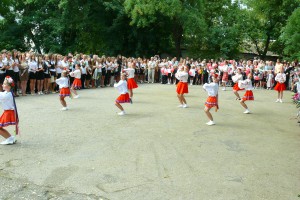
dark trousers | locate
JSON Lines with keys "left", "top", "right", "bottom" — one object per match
{"left": 81, "top": 74, "right": 86, "bottom": 89}
{"left": 105, "top": 70, "right": 111, "bottom": 86}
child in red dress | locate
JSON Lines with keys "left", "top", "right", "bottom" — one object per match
{"left": 203, "top": 74, "right": 219, "bottom": 125}
{"left": 239, "top": 74, "right": 254, "bottom": 114}
{"left": 114, "top": 73, "right": 131, "bottom": 115}
{"left": 274, "top": 68, "right": 286, "bottom": 103}
{"left": 0, "top": 76, "right": 18, "bottom": 145}
{"left": 56, "top": 71, "right": 71, "bottom": 111}
{"left": 69, "top": 64, "right": 81, "bottom": 98}
{"left": 175, "top": 66, "right": 189, "bottom": 108}
{"left": 124, "top": 63, "right": 138, "bottom": 103}
{"left": 232, "top": 68, "right": 244, "bottom": 100}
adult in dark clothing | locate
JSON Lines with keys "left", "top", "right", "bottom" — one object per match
{"left": 115, "top": 55, "right": 122, "bottom": 82}
{"left": 284, "top": 63, "right": 295, "bottom": 90}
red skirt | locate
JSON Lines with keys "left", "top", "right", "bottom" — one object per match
{"left": 0, "top": 110, "right": 16, "bottom": 128}
{"left": 116, "top": 93, "right": 130, "bottom": 103}
{"left": 222, "top": 72, "right": 228, "bottom": 82}
{"left": 127, "top": 78, "right": 138, "bottom": 90}
{"left": 59, "top": 88, "right": 71, "bottom": 97}
{"left": 274, "top": 82, "right": 286, "bottom": 91}
{"left": 233, "top": 82, "right": 244, "bottom": 91}
{"left": 205, "top": 96, "right": 218, "bottom": 108}
{"left": 176, "top": 82, "right": 189, "bottom": 94}
{"left": 72, "top": 78, "right": 82, "bottom": 89}
{"left": 242, "top": 90, "right": 254, "bottom": 101}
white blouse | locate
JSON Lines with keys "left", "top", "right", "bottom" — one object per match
{"left": 275, "top": 73, "right": 286, "bottom": 83}
{"left": 114, "top": 80, "right": 128, "bottom": 94}
{"left": 203, "top": 82, "right": 219, "bottom": 97}
{"left": 13, "top": 59, "right": 19, "bottom": 72}
{"left": 124, "top": 68, "right": 135, "bottom": 78}
{"left": 0, "top": 91, "right": 14, "bottom": 110}
{"left": 56, "top": 77, "right": 69, "bottom": 88}
{"left": 232, "top": 74, "right": 243, "bottom": 83}
{"left": 176, "top": 71, "right": 188, "bottom": 82}
{"left": 238, "top": 79, "right": 253, "bottom": 90}
{"left": 28, "top": 60, "right": 38, "bottom": 73}
{"left": 71, "top": 69, "right": 81, "bottom": 79}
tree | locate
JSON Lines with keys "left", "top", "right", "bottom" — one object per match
{"left": 124, "top": 0, "right": 206, "bottom": 58}
{"left": 242, "top": 0, "right": 299, "bottom": 60}
{"left": 281, "top": 8, "right": 300, "bottom": 60}
{"left": 196, "top": 0, "right": 244, "bottom": 59}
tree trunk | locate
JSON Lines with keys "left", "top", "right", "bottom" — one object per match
{"left": 261, "top": 33, "right": 271, "bottom": 61}
{"left": 173, "top": 22, "right": 183, "bottom": 58}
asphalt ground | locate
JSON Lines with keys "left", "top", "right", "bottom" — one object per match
{"left": 0, "top": 83, "right": 299, "bottom": 200}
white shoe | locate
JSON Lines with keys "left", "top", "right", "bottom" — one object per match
{"left": 206, "top": 121, "right": 215, "bottom": 126}
{"left": 74, "top": 95, "right": 79, "bottom": 99}
{"left": 177, "top": 104, "right": 183, "bottom": 108}
{"left": 0, "top": 136, "right": 15, "bottom": 145}
{"left": 61, "top": 107, "right": 68, "bottom": 111}
{"left": 279, "top": 99, "right": 283, "bottom": 103}
{"left": 182, "top": 104, "right": 188, "bottom": 108}
{"left": 222, "top": 88, "right": 226, "bottom": 91}
{"left": 275, "top": 99, "right": 280, "bottom": 103}
{"left": 40, "top": 92, "right": 44, "bottom": 95}
{"left": 118, "top": 111, "right": 126, "bottom": 116}
{"left": 190, "top": 83, "right": 192, "bottom": 86}
{"left": 243, "top": 110, "right": 250, "bottom": 114}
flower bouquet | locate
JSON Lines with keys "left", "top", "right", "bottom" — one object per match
{"left": 292, "top": 93, "right": 300, "bottom": 108}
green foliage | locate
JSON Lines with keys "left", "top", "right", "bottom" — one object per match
{"left": 0, "top": 0, "right": 299, "bottom": 59}
{"left": 124, "top": 0, "right": 206, "bottom": 57}
{"left": 281, "top": 8, "right": 300, "bottom": 60}
{"left": 241, "top": 0, "right": 300, "bottom": 59}
{"left": 197, "top": 0, "right": 244, "bottom": 59}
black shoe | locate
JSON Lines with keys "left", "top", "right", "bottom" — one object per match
{"left": 130, "top": 98, "right": 133, "bottom": 104}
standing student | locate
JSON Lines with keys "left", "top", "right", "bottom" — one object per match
{"left": 189, "top": 65, "right": 196, "bottom": 86}
{"left": 80, "top": 55, "right": 88, "bottom": 89}
{"left": 49, "top": 54, "right": 57, "bottom": 93}
{"left": 28, "top": 54, "right": 37, "bottom": 95}
{"left": 203, "top": 74, "right": 219, "bottom": 126}
{"left": 238, "top": 74, "right": 254, "bottom": 114}
{"left": 175, "top": 66, "right": 189, "bottom": 108}
{"left": 266, "top": 70, "right": 274, "bottom": 90}
{"left": 36, "top": 55, "right": 45, "bottom": 95}
{"left": 0, "top": 55, "right": 6, "bottom": 91}
{"left": 12, "top": 50, "right": 20, "bottom": 96}
{"left": 19, "top": 54, "right": 29, "bottom": 96}
{"left": 114, "top": 73, "right": 131, "bottom": 115}
{"left": 43, "top": 55, "right": 51, "bottom": 94}
{"left": 274, "top": 68, "right": 286, "bottom": 103}
{"left": 85, "top": 59, "right": 92, "bottom": 89}
{"left": 148, "top": 57, "right": 155, "bottom": 83}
